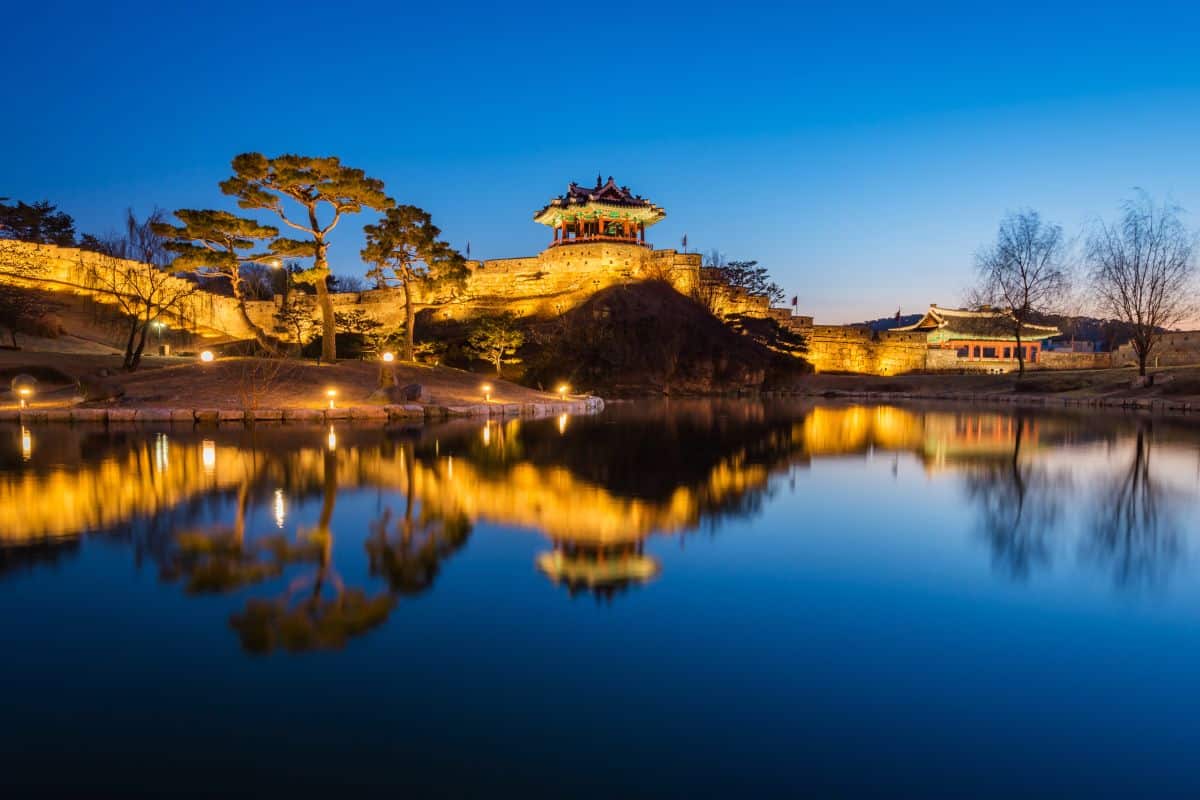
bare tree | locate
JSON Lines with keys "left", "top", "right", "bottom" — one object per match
{"left": 1087, "top": 193, "right": 1197, "bottom": 376}
{"left": 973, "top": 210, "right": 1072, "bottom": 376}
{"left": 85, "top": 210, "right": 198, "bottom": 370}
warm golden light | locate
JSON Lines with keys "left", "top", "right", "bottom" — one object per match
{"left": 382, "top": 351, "right": 395, "bottom": 363}
{"left": 482, "top": 423, "right": 492, "bottom": 446}
{"left": 154, "top": 433, "right": 169, "bottom": 473}
{"left": 273, "top": 488, "right": 286, "bottom": 528}
{"left": 327, "top": 425, "right": 337, "bottom": 451}
{"left": 558, "top": 413, "right": 568, "bottom": 435}
{"left": 20, "top": 426, "right": 32, "bottom": 461}
{"left": 481, "top": 383, "right": 492, "bottom": 402}
{"left": 269, "top": 258, "right": 282, "bottom": 269}
{"left": 326, "top": 388, "right": 338, "bottom": 409}
{"left": 557, "top": 383, "right": 569, "bottom": 400}
{"left": 201, "top": 439, "right": 216, "bottom": 473}
{"left": 199, "top": 350, "right": 215, "bottom": 363}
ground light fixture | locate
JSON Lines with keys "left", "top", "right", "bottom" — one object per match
{"left": 481, "top": 383, "right": 492, "bottom": 403}
{"left": 199, "top": 350, "right": 215, "bottom": 363}
{"left": 17, "top": 387, "right": 32, "bottom": 408}
{"left": 326, "top": 388, "right": 338, "bottom": 409}
{"left": 557, "top": 383, "right": 569, "bottom": 401}
{"left": 382, "top": 352, "right": 395, "bottom": 363}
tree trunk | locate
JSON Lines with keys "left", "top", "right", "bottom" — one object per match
{"left": 1014, "top": 330, "right": 1025, "bottom": 378}
{"left": 403, "top": 280, "right": 415, "bottom": 362}
{"left": 494, "top": 352, "right": 502, "bottom": 375}
{"left": 315, "top": 278, "right": 336, "bottom": 362}
{"left": 130, "top": 322, "right": 150, "bottom": 371}
{"left": 123, "top": 319, "right": 140, "bottom": 370}
{"left": 230, "top": 271, "right": 278, "bottom": 354}
{"left": 1137, "top": 348, "right": 1148, "bottom": 377}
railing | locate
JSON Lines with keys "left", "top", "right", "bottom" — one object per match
{"left": 549, "top": 235, "right": 650, "bottom": 248}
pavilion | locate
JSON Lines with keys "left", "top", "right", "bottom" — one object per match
{"left": 533, "top": 175, "right": 666, "bottom": 247}
{"left": 896, "top": 305, "right": 1060, "bottom": 365}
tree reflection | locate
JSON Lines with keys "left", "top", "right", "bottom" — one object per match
{"left": 963, "top": 414, "right": 1067, "bottom": 580}
{"left": 1083, "top": 426, "right": 1182, "bottom": 590}
{"left": 366, "top": 442, "right": 472, "bottom": 595}
{"left": 227, "top": 448, "right": 394, "bottom": 654}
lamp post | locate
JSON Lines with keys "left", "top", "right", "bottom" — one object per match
{"left": 17, "top": 387, "right": 32, "bottom": 409}
{"left": 270, "top": 258, "right": 288, "bottom": 301}
{"left": 326, "top": 388, "right": 338, "bottom": 410}
{"left": 557, "top": 383, "right": 569, "bottom": 402}
{"left": 481, "top": 383, "right": 492, "bottom": 403}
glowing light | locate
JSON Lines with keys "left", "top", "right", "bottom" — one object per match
{"left": 326, "top": 388, "right": 338, "bottom": 409}
{"left": 558, "top": 413, "right": 568, "bottom": 435}
{"left": 16, "top": 386, "right": 32, "bottom": 409}
{"left": 201, "top": 439, "right": 216, "bottom": 473}
{"left": 482, "top": 422, "right": 492, "bottom": 446}
{"left": 269, "top": 259, "right": 282, "bottom": 269}
{"left": 273, "top": 489, "right": 286, "bottom": 529}
{"left": 481, "top": 383, "right": 492, "bottom": 403}
{"left": 199, "top": 350, "right": 215, "bottom": 363}
{"left": 557, "top": 383, "right": 569, "bottom": 401}
{"left": 154, "top": 433, "right": 169, "bottom": 473}
{"left": 20, "top": 426, "right": 32, "bottom": 461}
{"left": 382, "top": 351, "right": 395, "bottom": 363}
{"left": 327, "top": 425, "right": 337, "bottom": 451}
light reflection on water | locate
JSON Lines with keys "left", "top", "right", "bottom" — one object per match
{"left": 3, "top": 400, "right": 1200, "bottom": 795}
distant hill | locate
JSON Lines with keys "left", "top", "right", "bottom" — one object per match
{"left": 851, "top": 314, "right": 922, "bottom": 332}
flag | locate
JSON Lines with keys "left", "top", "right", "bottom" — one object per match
{"left": 682, "top": 234, "right": 688, "bottom": 252}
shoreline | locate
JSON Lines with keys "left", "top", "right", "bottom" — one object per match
{"left": 0, "top": 396, "right": 605, "bottom": 425}
{"left": 786, "top": 389, "right": 1200, "bottom": 414}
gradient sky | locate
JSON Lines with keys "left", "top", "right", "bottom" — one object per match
{"left": 6, "top": 0, "right": 1200, "bottom": 323}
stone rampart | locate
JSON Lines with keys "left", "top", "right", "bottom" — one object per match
{"left": 1113, "top": 332, "right": 1200, "bottom": 368}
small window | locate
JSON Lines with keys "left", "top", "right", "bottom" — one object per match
{"left": 982, "top": 347, "right": 997, "bottom": 358}
{"left": 973, "top": 346, "right": 981, "bottom": 358}
{"left": 1003, "top": 347, "right": 1011, "bottom": 358}
{"left": 957, "top": 346, "right": 969, "bottom": 358}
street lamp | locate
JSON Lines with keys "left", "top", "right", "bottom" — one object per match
{"left": 326, "top": 388, "right": 338, "bottom": 409}
{"left": 382, "top": 351, "right": 395, "bottom": 363}
{"left": 557, "top": 383, "right": 569, "bottom": 401}
{"left": 481, "top": 383, "right": 492, "bottom": 403}
{"left": 17, "top": 387, "right": 32, "bottom": 409}
{"left": 199, "top": 350, "right": 215, "bottom": 363}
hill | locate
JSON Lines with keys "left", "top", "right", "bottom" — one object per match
{"left": 515, "top": 281, "right": 809, "bottom": 395}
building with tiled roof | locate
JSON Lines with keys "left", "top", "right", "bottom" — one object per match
{"left": 533, "top": 175, "right": 666, "bottom": 247}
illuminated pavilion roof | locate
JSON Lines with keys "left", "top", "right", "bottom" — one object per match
{"left": 533, "top": 175, "right": 666, "bottom": 227}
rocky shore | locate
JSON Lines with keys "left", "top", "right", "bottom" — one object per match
{"left": 1, "top": 396, "right": 605, "bottom": 425}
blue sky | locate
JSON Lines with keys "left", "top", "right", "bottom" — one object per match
{"left": 6, "top": 1, "right": 1200, "bottom": 322}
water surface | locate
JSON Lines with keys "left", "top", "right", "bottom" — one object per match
{"left": 3, "top": 401, "right": 1200, "bottom": 797}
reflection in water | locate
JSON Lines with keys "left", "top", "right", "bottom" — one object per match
{"left": 962, "top": 414, "right": 1069, "bottom": 580}
{"left": 1084, "top": 425, "right": 1183, "bottom": 590}
{"left": 3, "top": 401, "right": 1200, "bottom": 648}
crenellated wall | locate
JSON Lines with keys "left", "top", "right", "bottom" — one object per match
{"left": 0, "top": 239, "right": 775, "bottom": 344}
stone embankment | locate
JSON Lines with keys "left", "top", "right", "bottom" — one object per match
{"left": 1, "top": 396, "right": 605, "bottom": 425}
{"left": 799, "top": 389, "right": 1198, "bottom": 414}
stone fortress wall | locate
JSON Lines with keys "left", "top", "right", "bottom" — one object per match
{"left": 0, "top": 240, "right": 770, "bottom": 346}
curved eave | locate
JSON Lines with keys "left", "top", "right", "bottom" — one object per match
{"left": 536, "top": 552, "right": 660, "bottom": 586}
{"left": 533, "top": 200, "right": 666, "bottom": 227}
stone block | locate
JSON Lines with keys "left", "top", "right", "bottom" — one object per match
{"left": 19, "top": 410, "right": 50, "bottom": 423}
{"left": 136, "top": 408, "right": 173, "bottom": 422}
{"left": 170, "top": 409, "right": 196, "bottom": 423}
{"left": 70, "top": 408, "right": 109, "bottom": 423}
{"left": 324, "top": 407, "right": 351, "bottom": 420}
{"left": 108, "top": 408, "right": 137, "bottom": 423}
{"left": 194, "top": 409, "right": 221, "bottom": 423}
{"left": 283, "top": 408, "right": 324, "bottom": 422}
{"left": 350, "top": 406, "right": 388, "bottom": 420}
{"left": 501, "top": 403, "right": 522, "bottom": 416}
{"left": 250, "top": 408, "right": 284, "bottom": 420}
{"left": 218, "top": 409, "right": 246, "bottom": 423}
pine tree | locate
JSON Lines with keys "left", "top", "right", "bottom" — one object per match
{"left": 220, "top": 154, "right": 389, "bottom": 362}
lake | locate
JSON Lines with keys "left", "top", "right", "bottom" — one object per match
{"left": 3, "top": 401, "right": 1200, "bottom": 797}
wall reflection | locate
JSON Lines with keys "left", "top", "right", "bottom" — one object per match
{"left": 2, "top": 400, "right": 1199, "bottom": 643}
